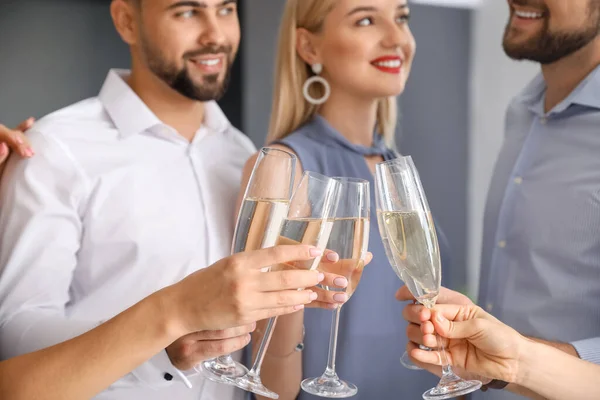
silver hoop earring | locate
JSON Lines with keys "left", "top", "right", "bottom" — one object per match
{"left": 302, "top": 63, "right": 330, "bottom": 105}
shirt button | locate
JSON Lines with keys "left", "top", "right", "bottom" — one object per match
{"left": 486, "top": 302, "right": 493, "bottom": 312}
{"left": 540, "top": 116, "right": 547, "bottom": 124}
{"left": 514, "top": 176, "right": 523, "bottom": 185}
{"left": 498, "top": 240, "right": 506, "bottom": 248}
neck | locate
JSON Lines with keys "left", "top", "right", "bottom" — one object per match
{"left": 318, "top": 90, "right": 379, "bottom": 147}
{"left": 541, "top": 36, "right": 600, "bottom": 113}
{"left": 128, "top": 60, "right": 205, "bottom": 142}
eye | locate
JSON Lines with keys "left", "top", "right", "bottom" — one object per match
{"left": 396, "top": 13, "right": 410, "bottom": 24}
{"left": 218, "top": 6, "right": 236, "bottom": 16}
{"left": 356, "top": 17, "right": 374, "bottom": 27}
{"left": 177, "top": 9, "right": 197, "bottom": 19}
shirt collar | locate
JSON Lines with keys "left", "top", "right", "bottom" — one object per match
{"left": 99, "top": 69, "right": 231, "bottom": 139}
{"left": 515, "top": 64, "right": 600, "bottom": 116}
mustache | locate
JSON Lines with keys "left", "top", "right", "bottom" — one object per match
{"left": 511, "top": 0, "right": 547, "bottom": 10}
{"left": 183, "top": 45, "right": 233, "bottom": 59}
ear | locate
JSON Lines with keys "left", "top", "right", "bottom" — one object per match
{"left": 295, "top": 28, "right": 321, "bottom": 66}
{"left": 111, "top": 0, "right": 138, "bottom": 45}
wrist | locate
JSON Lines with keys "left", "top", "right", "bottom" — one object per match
{"left": 515, "top": 336, "right": 539, "bottom": 387}
{"left": 150, "top": 287, "right": 190, "bottom": 342}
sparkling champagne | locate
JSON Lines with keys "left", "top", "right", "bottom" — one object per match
{"left": 233, "top": 198, "right": 290, "bottom": 255}
{"left": 377, "top": 210, "right": 440, "bottom": 308}
{"left": 319, "top": 217, "right": 370, "bottom": 298}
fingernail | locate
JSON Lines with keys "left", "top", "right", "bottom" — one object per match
{"left": 436, "top": 314, "right": 446, "bottom": 323}
{"left": 251, "top": 322, "right": 257, "bottom": 331}
{"left": 333, "top": 293, "right": 348, "bottom": 303}
{"left": 328, "top": 303, "right": 338, "bottom": 310}
{"left": 333, "top": 277, "right": 348, "bottom": 287}
{"left": 309, "top": 291, "right": 318, "bottom": 301}
{"left": 317, "top": 273, "right": 325, "bottom": 282}
{"left": 246, "top": 334, "right": 252, "bottom": 343}
{"left": 309, "top": 248, "right": 323, "bottom": 257}
{"left": 294, "top": 304, "right": 305, "bottom": 311}
{"left": 25, "top": 149, "right": 34, "bottom": 157}
{"left": 326, "top": 252, "right": 339, "bottom": 262}
{"left": 0, "top": 146, "right": 6, "bottom": 157}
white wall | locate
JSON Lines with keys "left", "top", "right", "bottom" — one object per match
{"left": 467, "top": 1, "right": 537, "bottom": 295}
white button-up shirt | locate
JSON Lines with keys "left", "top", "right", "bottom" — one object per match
{"left": 0, "top": 69, "right": 255, "bottom": 400}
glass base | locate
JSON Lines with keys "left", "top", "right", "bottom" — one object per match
{"left": 400, "top": 350, "right": 423, "bottom": 371}
{"left": 422, "top": 378, "right": 482, "bottom": 399}
{"left": 198, "top": 358, "right": 248, "bottom": 384}
{"left": 235, "top": 373, "right": 279, "bottom": 399}
{"left": 301, "top": 375, "right": 358, "bottom": 398}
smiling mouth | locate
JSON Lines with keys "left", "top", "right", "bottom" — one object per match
{"left": 514, "top": 9, "right": 544, "bottom": 19}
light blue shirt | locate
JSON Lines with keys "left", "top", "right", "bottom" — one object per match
{"left": 477, "top": 66, "right": 600, "bottom": 399}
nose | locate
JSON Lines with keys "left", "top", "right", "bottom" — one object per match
{"left": 380, "top": 19, "right": 410, "bottom": 51}
{"left": 198, "top": 13, "right": 227, "bottom": 47}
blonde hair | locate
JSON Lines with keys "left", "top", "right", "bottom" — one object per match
{"left": 266, "top": 0, "right": 398, "bottom": 147}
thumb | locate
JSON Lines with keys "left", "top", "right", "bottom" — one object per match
{"left": 16, "top": 117, "right": 35, "bottom": 132}
{"left": 432, "top": 310, "right": 488, "bottom": 340}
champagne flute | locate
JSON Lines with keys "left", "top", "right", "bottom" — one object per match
{"left": 375, "top": 156, "right": 482, "bottom": 400}
{"left": 234, "top": 171, "right": 341, "bottom": 399}
{"left": 199, "top": 147, "right": 296, "bottom": 384}
{"left": 301, "top": 178, "right": 370, "bottom": 398}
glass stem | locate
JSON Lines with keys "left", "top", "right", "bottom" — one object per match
{"left": 323, "top": 305, "right": 342, "bottom": 378}
{"left": 248, "top": 316, "right": 278, "bottom": 377}
{"left": 432, "top": 307, "right": 463, "bottom": 386}
{"left": 216, "top": 354, "right": 233, "bottom": 364}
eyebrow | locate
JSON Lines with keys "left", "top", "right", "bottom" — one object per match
{"left": 166, "top": 0, "right": 237, "bottom": 11}
{"left": 346, "top": 4, "right": 408, "bottom": 17}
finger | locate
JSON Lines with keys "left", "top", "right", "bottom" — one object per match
{"left": 318, "top": 272, "right": 348, "bottom": 289}
{"left": 0, "top": 143, "right": 8, "bottom": 164}
{"left": 432, "top": 310, "right": 490, "bottom": 340}
{"left": 185, "top": 335, "right": 251, "bottom": 368}
{"left": 401, "top": 303, "right": 428, "bottom": 325}
{"left": 251, "top": 304, "right": 307, "bottom": 321}
{"left": 261, "top": 269, "right": 323, "bottom": 292}
{"left": 437, "top": 287, "right": 474, "bottom": 306}
{"left": 407, "top": 341, "right": 447, "bottom": 369}
{"left": 241, "top": 245, "right": 324, "bottom": 270}
{"left": 0, "top": 124, "right": 33, "bottom": 158}
{"left": 308, "top": 286, "right": 348, "bottom": 305}
{"left": 406, "top": 323, "right": 432, "bottom": 347}
{"left": 15, "top": 117, "right": 35, "bottom": 132}
{"left": 321, "top": 249, "right": 339, "bottom": 263}
{"left": 395, "top": 285, "right": 416, "bottom": 302}
{"left": 193, "top": 323, "right": 257, "bottom": 341}
{"left": 259, "top": 289, "right": 317, "bottom": 310}
{"left": 305, "top": 300, "right": 338, "bottom": 310}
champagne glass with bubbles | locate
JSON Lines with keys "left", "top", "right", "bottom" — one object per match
{"left": 234, "top": 171, "right": 341, "bottom": 399}
{"left": 375, "top": 156, "right": 482, "bottom": 400}
{"left": 198, "top": 147, "right": 296, "bottom": 384}
{"left": 301, "top": 177, "right": 370, "bottom": 398}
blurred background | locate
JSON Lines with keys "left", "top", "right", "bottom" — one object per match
{"left": 0, "top": 0, "right": 538, "bottom": 298}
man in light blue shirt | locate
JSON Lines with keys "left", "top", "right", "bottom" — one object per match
{"left": 403, "top": 0, "right": 600, "bottom": 398}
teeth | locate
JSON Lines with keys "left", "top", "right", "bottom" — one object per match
{"left": 515, "top": 10, "right": 543, "bottom": 19}
{"left": 374, "top": 60, "right": 401, "bottom": 68}
{"left": 196, "top": 59, "right": 220, "bottom": 66}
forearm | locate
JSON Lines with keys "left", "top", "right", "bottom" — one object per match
{"left": 512, "top": 338, "right": 600, "bottom": 400}
{"left": 254, "top": 311, "right": 305, "bottom": 400}
{"left": 0, "top": 290, "right": 181, "bottom": 400}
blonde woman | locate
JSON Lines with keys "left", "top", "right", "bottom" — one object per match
{"left": 240, "top": 0, "right": 453, "bottom": 398}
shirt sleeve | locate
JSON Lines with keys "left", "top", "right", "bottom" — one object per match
{"left": 0, "top": 129, "right": 191, "bottom": 390}
{"left": 572, "top": 337, "right": 600, "bottom": 365}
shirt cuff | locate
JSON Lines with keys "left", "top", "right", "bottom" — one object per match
{"left": 571, "top": 337, "right": 600, "bottom": 365}
{"left": 131, "top": 349, "right": 199, "bottom": 389}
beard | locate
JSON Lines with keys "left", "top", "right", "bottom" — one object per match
{"left": 140, "top": 35, "right": 234, "bottom": 101}
{"left": 503, "top": 0, "right": 600, "bottom": 64}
